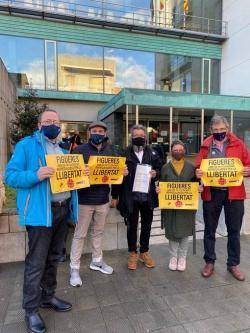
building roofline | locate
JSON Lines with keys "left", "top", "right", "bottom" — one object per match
{"left": 98, "top": 88, "right": 250, "bottom": 120}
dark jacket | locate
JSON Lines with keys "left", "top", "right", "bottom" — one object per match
{"left": 73, "top": 140, "right": 119, "bottom": 205}
{"left": 195, "top": 132, "right": 250, "bottom": 201}
{"left": 117, "top": 145, "right": 162, "bottom": 220}
{"left": 160, "top": 160, "right": 196, "bottom": 241}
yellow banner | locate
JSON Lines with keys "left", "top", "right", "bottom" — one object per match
{"left": 88, "top": 156, "right": 126, "bottom": 185}
{"left": 45, "top": 154, "right": 90, "bottom": 194}
{"left": 200, "top": 158, "right": 243, "bottom": 187}
{"left": 159, "top": 182, "right": 199, "bottom": 210}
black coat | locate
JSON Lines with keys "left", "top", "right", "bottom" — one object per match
{"left": 117, "top": 145, "right": 162, "bottom": 220}
{"left": 73, "top": 141, "right": 119, "bottom": 205}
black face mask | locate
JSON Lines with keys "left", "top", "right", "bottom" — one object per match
{"left": 90, "top": 134, "right": 106, "bottom": 145}
{"left": 41, "top": 124, "right": 61, "bottom": 140}
{"left": 213, "top": 132, "right": 227, "bottom": 142}
{"left": 172, "top": 152, "right": 185, "bottom": 161}
{"left": 132, "top": 137, "right": 146, "bottom": 147}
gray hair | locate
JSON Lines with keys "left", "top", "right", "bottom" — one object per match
{"left": 38, "top": 109, "right": 59, "bottom": 122}
{"left": 171, "top": 140, "right": 186, "bottom": 152}
{"left": 130, "top": 124, "right": 147, "bottom": 135}
{"left": 210, "top": 114, "right": 229, "bottom": 129}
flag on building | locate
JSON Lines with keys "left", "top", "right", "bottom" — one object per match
{"left": 184, "top": 0, "right": 189, "bottom": 14}
{"left": 160, "top": 0, "right": 165, "bottom": 11}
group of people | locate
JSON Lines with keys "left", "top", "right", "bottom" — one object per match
{"left": 4, "top": 109, "right": 250, "bottom": 333}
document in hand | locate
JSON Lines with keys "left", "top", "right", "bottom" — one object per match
{"left": 132, "top": 164, "right": 152, "bottom": 194}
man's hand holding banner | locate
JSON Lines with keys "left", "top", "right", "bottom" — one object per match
{"left": 45, "top": 154, "right": 90, "bottom": 193}
{"left": 200, "top": 158, "right": 243, "bottom": 187}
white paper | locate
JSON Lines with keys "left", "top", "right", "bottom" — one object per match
{"left": 132, "top": 164, "right": 152, "bottom": 193}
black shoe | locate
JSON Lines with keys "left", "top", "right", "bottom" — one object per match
{"left": 25, "top": 312, "right": 46, "bottom": 333}
{"left": 40, "top": 296, "right": 72, "bottom": 312}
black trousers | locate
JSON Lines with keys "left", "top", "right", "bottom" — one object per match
{"left": 23, "top": 203, "right": 69, "bottom": 314}
{"left": 127, "top": 201, "right": 154, "bottom": 253}
{"left": 203, "top": 189, "right": 244, "bottom": 267}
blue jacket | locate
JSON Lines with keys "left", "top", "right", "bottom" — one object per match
{"left": 4, "top": 130, "right": 78, "bottom": 227}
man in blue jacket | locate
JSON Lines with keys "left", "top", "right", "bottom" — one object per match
{"left": 5, "top": 109, "right": 78, "bottom": 333}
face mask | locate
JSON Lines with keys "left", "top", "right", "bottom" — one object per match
{"left": 132, "top": 137, "right": 146, "bottom": 147}
{"left": 172, "top": 152, "right": 185, "bottom": 161}
{"left": 213, "top": 132, "right": 227, "bottom": 142}
{"left": 41, "top": 124, "right": 61, "bottom": 140}
{"left": 90, "top": 133, "right": 105, "bottom": 145}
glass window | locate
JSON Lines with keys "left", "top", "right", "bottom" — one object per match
{"left": 57, "top": 42, "right": 104, "bottom": 93}
{"left": 202, "top": 59, "right": 210, "bottom": 94}
{"left": 0, "top": 35, "right": 45, "bottom": 89}
{"left": 45, "top": 40, "right": 57, "bottom": 90}
{"left": 233, "top": 111, "right": 250, "bottom": 149}
{"left": 104, "top": 48, "right": 155, "bottom": 94}
{"left": 156, "top": 54, "right": 201, "bottom": 93}
{"left": 210, "top": 59, "right": 220, "bottom": 94}
{"left": 61, "top": 122, "right": 90, "bottom": 145}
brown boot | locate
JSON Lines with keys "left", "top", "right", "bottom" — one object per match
{"left": 201, "top": 263, "right": 214, "bottom": 278}
{"left": 228, "top": 266, "right": 245, "bottom": 281}
{"left": 139, "top": 252, "right": 155, "bottom": 268}
{"left": 128, "top": 252, "right": 138, "bottom": 270}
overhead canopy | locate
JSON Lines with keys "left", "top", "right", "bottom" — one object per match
{"left": 98, "top": 88, "right": 250, "bottom": 120}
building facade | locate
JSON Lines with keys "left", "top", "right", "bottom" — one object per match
{"left": 0, "top": 0, "right": 233, "bottom": 154}
{"left": 2, "top": 0, "right": 250, "bottom": 258}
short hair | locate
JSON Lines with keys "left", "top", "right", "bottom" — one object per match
{"left": 171, "top": 140, "right": 186, "bottom": 152}
{"left": 38, "top": 109, "right": 58, "bottom": 122}
{"left": 210, "top": 114, "right": 229, "bottom": 129}
{"left": 130, "top": 124, "right": 147, "bottom": 135}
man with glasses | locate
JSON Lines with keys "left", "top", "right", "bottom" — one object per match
{"left": 5, "top": 109, "right": 78, "bottom": 333}
{"left": 196, "top": 115, "right": 250, "bottom": 281}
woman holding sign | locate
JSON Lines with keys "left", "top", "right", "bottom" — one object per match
{"left": 157, "top": 140, "right": 199, "bottom": 272}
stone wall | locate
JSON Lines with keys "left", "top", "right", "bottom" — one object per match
{"left": 0, "top": 207, "right": 167, "bottom": 263}
{"left": 0, "top": 59, "right": 16, "bottom": 172}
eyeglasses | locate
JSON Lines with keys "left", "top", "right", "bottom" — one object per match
{"left": 41, "top": 120, "right": 60, "bottom": 126}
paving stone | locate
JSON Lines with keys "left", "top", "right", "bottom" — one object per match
{"left": 78, "top": 308, "right": 105, "bottom": 330}
{"left": 130, "top": 309, "right": 178, "bottom": 332}
{"left": 2, "top": 238, "right": 250, "bottom": 332}
{"left": 122, "top": 300, "right": 150, "bottom": 316}
{"left": 106, "top": 318, "right": 135, "bottom": 333}
{"left": 152, "top": 326, "right": 187, "bottom": 333}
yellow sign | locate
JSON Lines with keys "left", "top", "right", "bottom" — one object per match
{"left": 200, "top": 158, "right": 243, "bottom": 187}
{"left": 159, "top": 182, "right": 199, "bottom": 210}
{"left": 88, "top": 156, "right": 126, "bottom": 185}
{"left": 45, "top": 154, "right": 90, "bottom": 194}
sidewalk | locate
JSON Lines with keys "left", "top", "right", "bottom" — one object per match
{"left": 2, "top": 236, "right": 250, "bottom": 333}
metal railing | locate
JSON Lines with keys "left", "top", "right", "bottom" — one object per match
{"left": 0, "top": 0, "right": 227, "bottom": 37}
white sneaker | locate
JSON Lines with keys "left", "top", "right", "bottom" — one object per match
{"left": 169, "top": 257, "right": 177, "bottom": 271}
{"left": 70, "top": 268, "right": 82, "bottom": 287}
{"left": 89, "top": 260, "right": 113, "bottom": 275}
{"left": 177, "top": 257, "right": 187, "bottom": 272}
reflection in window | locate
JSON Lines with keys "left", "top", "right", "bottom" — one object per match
{"left": 0, "top": 35, "right": 45, "bottom": 89}
{"left": 104, "top": 48, "right": 155, "bottom": 94}
{"left": 45, "top": 40, "right": 57, "bottom": 90}
{"left": 233, "top": 112, "right": 250, "bottom": 149}
{"left": 156, "top": 54, "right": 201, "bottom": 93}
{"left": 57, "top": 42, "right": 104, "bottom": 93}
{"left": 61, "top": 122, "right": 90, "bottom": 144}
